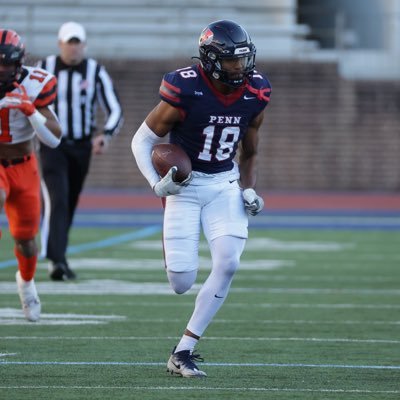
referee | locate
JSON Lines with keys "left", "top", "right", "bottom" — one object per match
{"left": 38, "top": 21, "right": 123, "bottom": 280}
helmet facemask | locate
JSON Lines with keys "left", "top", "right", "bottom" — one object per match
{"left": 206, "top": 51, "right": 256, "bottom": 88}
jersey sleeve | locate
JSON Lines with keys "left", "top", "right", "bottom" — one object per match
{"left": 159, "top": 71, "right": 183, "bottom": 107}
{"left": 246, "top": 72, "right": 272, "bottom": 111}
{"left": 33, "top": 75, "right": 57, "bottom": 108}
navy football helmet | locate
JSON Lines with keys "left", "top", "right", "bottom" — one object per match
{"left": 0, "top": 29, "right": 25, "bottom": 90}
{"left": 198, "top": 20, "right": 256, "bottom": 87}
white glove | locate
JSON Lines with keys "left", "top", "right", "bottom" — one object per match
{"left": 153, "top": 166, "right": 192, "bottom": 197}
{"left": 242, "top": 188, "right": 264, "bottom": 216}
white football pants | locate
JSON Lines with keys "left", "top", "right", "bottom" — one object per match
{"left": 163, "top": 169, "right": 248, "bottom": 274}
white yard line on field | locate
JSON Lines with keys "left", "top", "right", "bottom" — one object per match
{"left": 0, "top": 385, "right": 399, "bottom": 394}
{"left": 5, "top": 316, "right": 397, "bottom": 326}
{"left": 42, "top": 300, "right": 400, "bottom": 310}
{"left": 37, "top": 257, "right": 294, "bottom": 271}
{"left": 257, "top": 303, "right": 400, "bottom": 309}
{"left": 213, "top": 319, "right": 400, "bottom": 325}
{"left": 2, "top": 336, "right": 399, "bottom": 344}
{"left": 1, "top": 280, "right": 400, "bottom": 296}
{"left": 231, "top": 287, "right": 400, "bottom": 295}
{"left": 1, "top": 360, "right": 400, "bottom": 370}
{"left": 0, "top": 308, "right": 127, "bottom": 325}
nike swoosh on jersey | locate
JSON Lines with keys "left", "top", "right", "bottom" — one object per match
{"left": 244, "top": 95, "right": 256, "bottom": 100}
{"left": 214, "top": 294, "right": 224, "bottom": 299}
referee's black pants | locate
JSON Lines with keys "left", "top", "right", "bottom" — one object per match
{"left": 40, "top": 139, "right": 92, "bottom": 265}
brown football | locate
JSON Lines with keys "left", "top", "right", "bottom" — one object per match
{"left": 151, "top": 143, "right": 192, "bottom": 183}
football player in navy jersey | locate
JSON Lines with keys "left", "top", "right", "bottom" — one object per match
{"left": 132, "top": 20, "right": 271, "bottom": 377}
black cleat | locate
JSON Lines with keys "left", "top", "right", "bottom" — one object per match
{"left": 167, "top": 346, "right": 207, "bottom": 377}
{"left": 49, "top": 262, "right": 77, "bottom": 281}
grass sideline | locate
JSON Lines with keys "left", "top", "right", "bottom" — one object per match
{"left": 0, "top": 226, "right": 399, "bottom": 399}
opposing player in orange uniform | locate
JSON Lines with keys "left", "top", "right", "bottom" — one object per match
{"left": 0, "top": 29, "right": 61, "bottom": 321}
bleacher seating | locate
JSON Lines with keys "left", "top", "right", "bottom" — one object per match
{"left": 2, "top": 0, "right": 317, "bottom": 59}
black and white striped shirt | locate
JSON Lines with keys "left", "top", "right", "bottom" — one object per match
{"left": 38, "top": 55, "right": 123, "bottom": 141}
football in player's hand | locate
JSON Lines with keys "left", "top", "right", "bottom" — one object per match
{"left": 151, "top": 143, "right": 192, "bottom": 183}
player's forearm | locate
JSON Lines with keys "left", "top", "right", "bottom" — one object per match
{"left": 239, "top": 156, "right": 258, "bottom": 189}
{"left": 28, "top": 111, "right": 61, "bottom": 148}
{"left": 44, "top": 118, "right": 62, "bottom": 139}
{"left": 131, "top": 121, "right": 163, "bottom": 189}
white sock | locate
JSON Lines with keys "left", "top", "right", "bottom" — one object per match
{"left": 175, "top": 335, "right": 199, "bottom": 353}
{"left": 186, "top": 236, "right": 245, "bottom": 337}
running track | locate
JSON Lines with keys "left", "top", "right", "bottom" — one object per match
{"left": 75, "top": 190, "right": 400, "bottom": 230}
{"left": 1, "top": 190, "right": 399, "bottom": 230}
{"left": 78, "top": 190, "right": 400, "bottom": 212}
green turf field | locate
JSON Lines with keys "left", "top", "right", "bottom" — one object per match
{"left": 0, "top": 226, "right": 399, "bottom": 399}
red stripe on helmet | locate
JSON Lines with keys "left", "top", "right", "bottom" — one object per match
{"left": 0, "top": 29, "right": 21, "bottom": 46}
{"left": 0, "top": 30, "right": 7, "bottom": 45}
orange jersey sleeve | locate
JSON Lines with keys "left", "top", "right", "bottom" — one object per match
{"left": 33, "top": 76, "right": 57, "bottom": 108}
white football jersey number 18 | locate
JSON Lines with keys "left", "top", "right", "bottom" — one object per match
{"left": 198, "top": 125, "right": 240, "bottom": 161}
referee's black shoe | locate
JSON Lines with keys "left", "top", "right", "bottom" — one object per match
{"left": 49, "top": 262, "right": 77, "bottom": 281}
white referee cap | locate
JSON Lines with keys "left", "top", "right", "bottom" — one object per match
{"left": 58, "top": 21, "right": 86, "bottom": 42}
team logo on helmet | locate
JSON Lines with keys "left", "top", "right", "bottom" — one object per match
{"left": 235, "top": 47, "right": 250, "bottom": 55}
{"left": 199, "top": 28, "right": 214, "bottom": 46}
